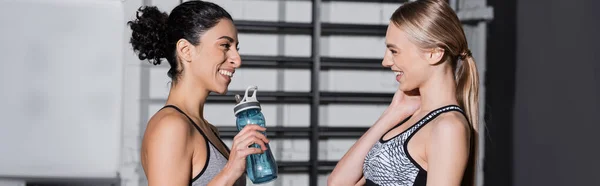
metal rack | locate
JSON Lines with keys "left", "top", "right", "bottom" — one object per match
{"left": 234, "top": 55, "right": 387, "bottom": 70}
{"left": 139, "top": 0, "right": 492, "bottom": 186}
{"left": 228, "top": 1, "right": 401, "bottom": 185}
{"left": 222, "top": 2, "right": 489, "bottom": 186}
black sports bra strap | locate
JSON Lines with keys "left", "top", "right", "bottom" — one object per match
{"left": 161, "top": 105, "right": 204, "bottom": 134}
{"left": 383, "top": 105, "right": 466, "bottom": 139}
{"left": 418, "top": 105, "right": 467, "bottom": 126}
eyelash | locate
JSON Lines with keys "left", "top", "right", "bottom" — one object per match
{"left": 390, "top": 49, "right": 398, "bottom": 54}
{"left": 221, "top": 43, "right": 240, "bottom": 51}
{"left": 221, "top": 43, "right": 231, "bottom": 49}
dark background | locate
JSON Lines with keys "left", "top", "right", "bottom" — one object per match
{"left": 485, "top": 0, "right": 600, "bottom": 185}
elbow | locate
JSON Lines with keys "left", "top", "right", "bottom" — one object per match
{"left": 327, "top": 176, "right": 337, "bottom": 186}
{"left": 327, "top": 180, "right": 339, "bottom": 186}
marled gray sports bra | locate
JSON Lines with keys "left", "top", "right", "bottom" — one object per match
{"left": 363, "top": 105, "right": 474, "bottom": 186}
{"left": 162, "top": 105, "right": 246, "bottom": 186}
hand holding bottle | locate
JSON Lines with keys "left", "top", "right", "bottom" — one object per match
{"left": 233, "top": 86, "right": 279, "bottom": 184}
{"left": 224, "top": 124, "right": 269, "bottom": 179}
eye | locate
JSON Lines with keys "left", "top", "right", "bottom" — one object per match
{"left": 221, "top": 43, "right": 231, "bottom": 50}
{"left": 389, "top": 49, "right": 398, "bottom": 54}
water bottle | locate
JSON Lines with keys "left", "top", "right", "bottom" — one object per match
{"left": 233, "top": 86, "right": 278, "bottom": 184}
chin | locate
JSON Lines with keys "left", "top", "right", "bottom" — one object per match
{"left": 398, "top": 84, "right": 409, "bottom": 91}
{"left": 213, "top": 88, "right": 228, "bottom": 95}
{"left": 212, "top": 85, "right": 229, "bottom": 95}
{"left": 398, "top": 83, "right": 415, "bottom": 92}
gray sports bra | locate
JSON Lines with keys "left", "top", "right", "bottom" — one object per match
{"left": 162, "top": 105, "right": 246, "bottom": 186}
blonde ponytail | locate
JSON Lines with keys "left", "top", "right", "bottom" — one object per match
{"left": 456, "top": 50, "right": 479, "bottom": 133}
{"left": 456, "top": 50, "right": 480, "bottom": 186}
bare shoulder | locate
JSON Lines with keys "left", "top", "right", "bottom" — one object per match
{"left": 142, "top": 109, "right": 199, "bottom": 156}
{"left": 430, "top": 111, "right": 471, "bottom": 140}
{"left": 145, "top": 109, "right": 194, "bottom": 139}
{"left": 141, "top": 109, "right": 200, "bottom": 185}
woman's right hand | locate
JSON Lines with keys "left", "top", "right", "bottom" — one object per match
{"left": 329, "top": 89, "right": 421, "bottom": 186}
{"left": 223, "top": 124, "right": 269, "bottom": 179}
{"left": 382, "top": 89, "right": 421, "bottom": 123}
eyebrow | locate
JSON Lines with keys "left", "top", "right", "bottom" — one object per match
{"left": 218, "top": 36, "right": 239, "bottom": 45}
{"left": 386, "top": 43, "right": 397, "bottom": 48}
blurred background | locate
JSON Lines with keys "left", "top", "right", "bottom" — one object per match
{"left": 0, "top": 0, "right": 598, "bottom": 186}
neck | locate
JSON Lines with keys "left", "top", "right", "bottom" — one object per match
{"left": 417, "top": 67, "right": 459, "bottom": 112}
{"left": 165, "top": 78, "right": 209, "bottom": 120}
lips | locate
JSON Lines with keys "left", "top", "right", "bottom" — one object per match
{"left": 394, "top": 71, "right": 403, "bottom": 82}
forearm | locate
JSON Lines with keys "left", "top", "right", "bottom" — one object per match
{"left": 329, "top": 111, "right": 408, "bottom": 185}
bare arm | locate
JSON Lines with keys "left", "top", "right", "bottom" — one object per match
{"left": 328, "top": 89, "right": 420, "bottom": 185}
{"left": 143, "top": 115, "right": 193, "bottom": 186}
{"left": 426, "top": 116, "right": 471, "bottom": 186}
{"left": 144, "top": 114, "right": 268, "bottom": 186}
{"left": 328, "top": 110, "right": 411, "bottom": 185}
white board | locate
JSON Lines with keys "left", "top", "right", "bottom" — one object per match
{"left": 0, "top": 0, "right": 124, "bottom": 178}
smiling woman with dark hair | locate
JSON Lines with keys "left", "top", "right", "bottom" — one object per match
{"left": 127, "top": 1, "right": 270, "bottom": 185}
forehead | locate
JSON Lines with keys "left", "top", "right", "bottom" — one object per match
{"left": 201, "top": 18, "right": 238, "bottom": 41}
{"left": 385, "top": 23, "right": 409, "bottom": 44}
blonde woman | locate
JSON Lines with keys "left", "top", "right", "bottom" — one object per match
{"left": 328, "top": 0, "right": 479, "bottom": 185}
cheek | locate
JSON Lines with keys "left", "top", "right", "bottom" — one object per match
{"left": 195, "top": 50, "right": 221, "bottom": 71}
{"left": 192, "top": 56, "right": 209, "bottom": 72}
{"left": 391, "top": 55, "right": 402, "bottom": 67}
{"left": 391, "top": 54, "right": 411, "bottom": 69}
{"left": 190, "top": 61, "right": 213, "bottom": 80}
{"left": 397, "top": 56, "right": 424, "bottom": 83}
{"left": 403, "top": 54, "right": 423, "bottom": 71}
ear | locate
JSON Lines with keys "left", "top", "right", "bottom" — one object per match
{"left": 176, "top": 39, "right": 193, "bottom": 63}
{"left": 425, "top": 47, "right": 445, "bottom": 65}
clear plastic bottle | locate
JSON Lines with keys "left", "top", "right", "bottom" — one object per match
{"left": 233, "top": 86, "right": 278, "bottom": 184}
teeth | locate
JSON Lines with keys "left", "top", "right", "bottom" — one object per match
{"left": 394, "top": 71, "right": 403, "bottom": 76}
{"left": 219, "top": 70, "right": 233, "bottom": 77}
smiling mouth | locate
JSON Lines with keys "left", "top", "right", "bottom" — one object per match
{"left": 219, "top": 69, "right": 234, "bottom": 77}
{"left": 394, "top": 71, "right": 404, "bottom": 82}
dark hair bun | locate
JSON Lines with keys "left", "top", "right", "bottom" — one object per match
{"left": 127, "top": 6, "right": 169, "bottom": 65}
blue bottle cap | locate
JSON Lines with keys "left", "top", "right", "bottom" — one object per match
{"left": 234, "top": 86, "right": 261, "bottom": 115}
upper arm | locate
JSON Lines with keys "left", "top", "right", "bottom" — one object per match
{"left": 143, "top": 114, "right": 193, "bottom": 186}
{"left": 329, "top": 113, "right": 413, "bottom": 186}
{"left": 426, "top": 115, "right": 471, "bottom": 186}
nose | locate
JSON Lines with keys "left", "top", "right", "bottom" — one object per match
{"left": 229, "top": 50, "right": 241, "bottom": 68}
{"left": 382, "top": 50, "right": 393, "bottom": 68}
